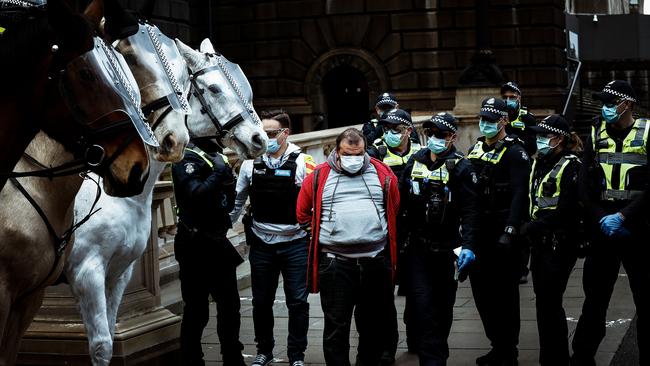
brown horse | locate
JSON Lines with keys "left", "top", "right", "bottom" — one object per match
{"left": 0, "top": 0, "right": 150, "bottom": 196}
{"left": 0, "top": 0, "right": 155, "bottom": 363}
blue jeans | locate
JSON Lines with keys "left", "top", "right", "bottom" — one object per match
{"left": 249, "top": 234, "right": 309, "bottom": 362}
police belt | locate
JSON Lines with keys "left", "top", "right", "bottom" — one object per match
{"left": 601, "top": 189, "right": 644, "bottom": 201}
{"left": 409, "top": 235, "right": 452, "bottom": 251}
{"left": 597, "top": 152, "right": 647, "bottom": 165}
{"left": 178, "top": 220, "right": 227, "bottom": 239}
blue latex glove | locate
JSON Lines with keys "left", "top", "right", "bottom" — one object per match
{"left": 457, "top": 248, "right": 476, "bottom": 272}
{"left": 599, "top": 213, "right": 630, "bottom": 238}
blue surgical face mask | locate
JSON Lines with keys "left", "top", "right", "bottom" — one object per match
{"left": 384, "top": 130, "right": 403, "bottom": 148}
{"left": 479, "top": 119, "right": 501, "bottom": 138}
{"left": 506, "top": 99, "right": 519, "bottom": 111}
{"left": 267, "top": 138, "right": 280, "bottom": 154}
{"left": 427, "top": 136, "right": 448, "bottom": 154}
{"left": 536, "top": 136, "right": 552, "bottom": 157}
{"left": 602, "top": 104, "right": 621, "bottom": 124}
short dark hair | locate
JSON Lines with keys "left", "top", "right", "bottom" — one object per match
{"left": 336, "top": 128, "right": 366, "bottom": 150}
{"left": 260, "top": 109, "right": 291, "bottom": 128}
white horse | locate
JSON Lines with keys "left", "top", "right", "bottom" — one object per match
{"left": 64, "top": 38, "right": 267, "bottom": 366}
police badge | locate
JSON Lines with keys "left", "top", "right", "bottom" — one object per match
{"left": 185, "top": 162, "right": 195, "bottom": 174}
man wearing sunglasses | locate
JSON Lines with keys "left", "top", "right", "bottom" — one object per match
{"left": 400, "top": 112, "right": 479, "bottom": 366}
{"left": 571, "top": 80, "right": 650, "bottom": 366}
{"left": 230, "top": 110, "right": 316, "bottom": 366}
{"left": 467, "top": 97, "right": 531, "bottom": 366}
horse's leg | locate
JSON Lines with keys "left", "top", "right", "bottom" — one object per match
{"left": 0, "top": 288, "right": 45, "bottom": 366}
{"left": 106, "top": 263, "right": 134, "bottom": 339}
{"left": 70, "top": 265, "right": 112, "bottom": 366}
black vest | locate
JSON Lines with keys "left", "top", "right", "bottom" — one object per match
{"left": 250, "top": 152, "right": 301, "bottom": 225}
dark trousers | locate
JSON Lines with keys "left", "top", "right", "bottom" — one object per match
{"left": 405, "top": 246, "right": 457, "bottom": 366}
{"left": 175, "top": 227, "right": 243, "bottom": 365}
{"left": 470, "top": 246, "right": 521, "bottom": 358}
{"left": 319, "top": 253, "right": 395, "bottom": 366}
{"left": 249, "top": 234, "right": 309, "bottom": 362}
{"left": 572, "top": 231, "right": 650, "bottom": 365}
{"left": 530, "top": 244, "right": 577, "bottom": 366}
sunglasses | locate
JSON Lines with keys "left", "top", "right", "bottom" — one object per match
{"left": 264, "top": 128, "right": 287, "bottom": 138}
{"left": 424, "top": 128, "right": 452, "bottom": 139}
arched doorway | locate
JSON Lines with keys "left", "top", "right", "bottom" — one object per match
{"left": 322, "top": 65, "right": 369, "bottom": 128}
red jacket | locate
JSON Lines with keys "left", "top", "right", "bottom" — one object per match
{"left": 296, "top": 158, "right": 400, "bottom": 293}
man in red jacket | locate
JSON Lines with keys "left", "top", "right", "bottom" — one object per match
{"left": 297, "top": 128, "right": 400, "bottom": 366}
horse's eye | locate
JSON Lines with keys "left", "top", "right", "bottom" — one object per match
{"left": 208, "top": 85, "right": 221, "bottom": 94}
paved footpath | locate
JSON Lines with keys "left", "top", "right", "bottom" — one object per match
{"left": 201, "top": 259, "right": 636, "bottom": 365}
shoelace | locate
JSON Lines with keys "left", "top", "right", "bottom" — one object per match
{"left": 291, "top": 362, "right": 305, "bottom": 366}
{"left": 253, "top": 354, "right": 270, "bottom": 365}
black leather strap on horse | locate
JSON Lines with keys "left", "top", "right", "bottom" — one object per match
{"left": 142, "top": 95, "right": 175, "bottom": 133}
{"left": 8, "top": 173, "right": 103, "bottom": 292}
{"left": 188, "top": 65, "right": 246, "bottom": 145}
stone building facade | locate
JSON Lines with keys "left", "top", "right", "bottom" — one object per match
{"left": 122, "top": 0, "right": 569, "bottom": 131}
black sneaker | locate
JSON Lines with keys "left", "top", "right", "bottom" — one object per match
{"left": 251, "top": 353, "right": 273, "bottom": 366}
{"left": 290, "top": 361, "right": 305, "bottom": 366}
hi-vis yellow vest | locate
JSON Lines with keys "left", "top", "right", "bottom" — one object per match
{"left": 529, "top": 155, "right": 578, "bottom": 219}
{"left": 510, "top": 107, "right": 528, "bottom": 130}
{"left": 592, "top": 119, "right": 648, "bottom": 201}
{"left": 467, "top": 140, "right": 508, "bottom": 165}
{"left": 375, "top": 140, "right": 421, "bottom": 167}
{"left": 410, "top": 158, "right": 460, "bottom": 185}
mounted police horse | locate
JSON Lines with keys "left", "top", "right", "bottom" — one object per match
{"left": 62, "top": 3, "right": 267, "bottom": 364}
{"left": 0, "top": 0, "right": 173, "bottom": 363}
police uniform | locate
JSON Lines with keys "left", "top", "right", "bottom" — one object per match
{"left": 364, "top": 108, "right": 420, "bottom": 363}
{"left": 572, "top": 81, "right": 650, "bottom": 366}
{"left": 468, "top": 98, "right": 531, "bottom": 366}
{"left": 523, "top": 116, "right": 582, "bottom": 366}
{"left": 172, "top": 142, "right": 245, "bottom": 366}
{"left": 400, "top": 113, "right": 479, "bottom": 365}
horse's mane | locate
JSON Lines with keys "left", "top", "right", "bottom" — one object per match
{"left": 0, "top": 11, "right": 50, "bottom": 92}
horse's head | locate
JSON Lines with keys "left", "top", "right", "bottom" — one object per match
{"left": 176, "top": 39, "right": 267, "bottom": 160}
{"left": 41, "top": 0, "right": 153, "bottom": 197}
{"left": 103, "top": 2, "right": 190, "bottom": 163}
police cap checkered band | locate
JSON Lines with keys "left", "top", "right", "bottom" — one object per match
{"left": 376, "top": 93, "right": 398, "bottom": 107}
{"left": 431, "top": 116, "right": 457, "bottom": 132}
{"left": 537, "top": 123, "right": 570, "bottom": 137}
{"left": 602, "top": 87, "right": 636, "bottom": 103}
{"left": 386, "top": 114, "right": 411, "bottom": 125}
{"left": 480, "top": 106, "right": 508, "bottom": 116}
{"left": 501, "top": 82, "right": 521, "bottom": 95}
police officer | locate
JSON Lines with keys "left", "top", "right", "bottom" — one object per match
{"left": 467, "top": 98, "right": 531, "bottom": 366}
{"left": 522, "top": 115, "right": 583, "bottom": 366}
{"left": 571, "top": 80, "right": 650, "bottom": 366}
{"left": 367, "top": 108, "right": 421, "bottom": 364}
{"left": 172, "top": 140, "right": 245, "bottom": 366}
{"left": 363, "top": 92, "right": 399, "bottom": 143}
{"left": 400, "top": 112, "right": 479, "bottom": 366}
{"left": 501, "top": 81, "right": 537, "bottom": 284}
{"left": 501, "top": 81, "right": 537, "bottom": 156}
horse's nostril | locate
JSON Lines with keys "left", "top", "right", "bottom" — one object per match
{"left": 162, "top": 133, "right": 177, "bottom": 152}
{"left": 252, "top": 133, "right": 264, "bottom": 148}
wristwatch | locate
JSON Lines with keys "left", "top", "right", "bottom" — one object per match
{"left": 504, "top": 225, "right": 517, "bottom": 235}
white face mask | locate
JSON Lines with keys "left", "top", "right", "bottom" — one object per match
{"left": 340, "top": 155, "right": 364, "bottom": 174}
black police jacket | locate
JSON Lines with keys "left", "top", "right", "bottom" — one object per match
{"left": 506, "top": 107, "right": 537, "bottom": 156}
{"left": 172, "top": 144, "right": 236, "bottom": 234}
{"left": 399, "top": 146, "right": 480, "bottom": 251}
{"left": 467, "top": 135, "right": 532, "bottom": 233}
